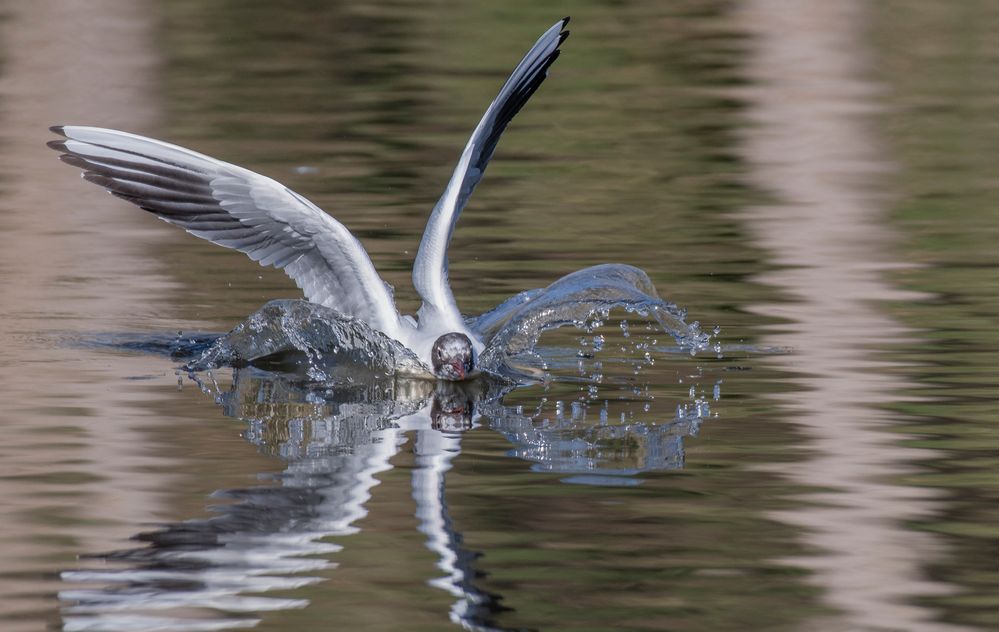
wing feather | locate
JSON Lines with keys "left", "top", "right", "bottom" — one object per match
{"left": 412, "top": 18, "right": 570, "bottom": 330}
{"left": 48, "top": 126, "right": 404, "bottom": 339}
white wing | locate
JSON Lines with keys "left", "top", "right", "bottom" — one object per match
{"left": 48, "top": 126, "right": 404, "bottom": 339}
{"left": 412, "top": 18, "right": 570, "bottom": 331}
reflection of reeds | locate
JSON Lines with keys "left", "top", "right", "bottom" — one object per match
{"left": 0, "top": 1, "right": 186, "bottom": 629}
{"left": 737, "top": 1, "right": 967, "bottom": 630}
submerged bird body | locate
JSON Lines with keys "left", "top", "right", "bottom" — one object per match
{"left": 48, "top": 19, "right": 571, "bottom": 380}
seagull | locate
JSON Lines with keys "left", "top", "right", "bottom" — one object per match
{"left": 48, "top": 18, "right": 570, "bottom": 381}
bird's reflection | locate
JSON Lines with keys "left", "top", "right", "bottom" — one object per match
{"left": 59, "top": 367, "right": 709, "bottom": 631}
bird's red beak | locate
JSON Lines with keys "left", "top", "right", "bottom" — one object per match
{"left": 450, "top": 360, "right": 466, "bottom": 380}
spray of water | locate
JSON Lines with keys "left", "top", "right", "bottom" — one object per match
{"left": 186, "top": 264, "right": 713, "bottom": 384}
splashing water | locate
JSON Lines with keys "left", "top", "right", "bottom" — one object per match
{"left": 186, "top": 299, "right": 431, "bottom": 381}
{"left": 57, "top": 268, "right": 722, "bottom": 632}
{"left": 473, "top": 264, "right": 710, "bottom": 375}
{"left": 185, "top": 264, "right": 712, "bottom": 383}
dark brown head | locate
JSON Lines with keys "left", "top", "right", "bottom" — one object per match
{"left": 431, "top": 332, "right": 475, "bottom": 381}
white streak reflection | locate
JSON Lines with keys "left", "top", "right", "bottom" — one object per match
{"left": 58, "top": 369, "right": 707, "bottom": 631}
{"left": 736, "top": 1, "right": 967, "bottom": 630}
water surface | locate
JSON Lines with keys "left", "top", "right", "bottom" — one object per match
{"left": 1, "top": 1, "right": 997, "bottom": 631}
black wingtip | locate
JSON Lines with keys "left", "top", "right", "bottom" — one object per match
{"left": 48, "top": 127, "right": 69, "bottom": 154}
{"left": 557, "top": 17, "right": 570, "bottom": 46}
{"left": 58, "top": 154, "right": 90, "bottom": 170}
{"left": 82, "top": 171, "right": 114, "bottom": 188}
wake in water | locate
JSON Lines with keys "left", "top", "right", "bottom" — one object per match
{"left": 187, "top": 264, "right": 712, "bottom": 384}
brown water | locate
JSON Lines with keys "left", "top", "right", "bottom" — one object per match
{"left": 1, "top": 1, "right": 998, "bottom": 631}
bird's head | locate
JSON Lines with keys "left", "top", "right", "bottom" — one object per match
{"left": 431, "top": 332, "right": 475, "bottom": 381}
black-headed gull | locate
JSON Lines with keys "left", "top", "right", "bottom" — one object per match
{"left": 48, "top": 19, "right": 570, "bottom": 381}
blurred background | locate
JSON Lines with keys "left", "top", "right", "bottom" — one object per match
{"left": 2, "top": 0, "right": 999, "bottom": 630}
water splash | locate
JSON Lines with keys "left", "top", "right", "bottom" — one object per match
{"left": 186, "top": 299, "right": 431, "bottom": 380}
{"left": 181, "top": 264, "right": 711, "bottom": 384}
{"left": 472, "top": 265, "right": 711, "bottom": 379}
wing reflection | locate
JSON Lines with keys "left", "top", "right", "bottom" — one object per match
{"left": 60, "top": 367, "right": 709, "bottom": 631}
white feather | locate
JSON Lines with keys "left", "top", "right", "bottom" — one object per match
{"left": 49, "top": 19, "right": 571, "bottom": 370}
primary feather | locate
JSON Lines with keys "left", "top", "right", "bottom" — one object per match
{"left": 48, "top": 18, "right": 571, "bottom": 373}
{"left": 47, "top": 126, "right": 405, "bottom": 340}
{"left": 412, "top": 17, "right": 570, "bottom": 331}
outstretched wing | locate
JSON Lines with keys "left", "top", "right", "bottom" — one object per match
{"left": 48, "top": 126, "right": 403, "bottom": 338}
{"left": 412, "top": 18, "right": 570, "bottom": 329}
